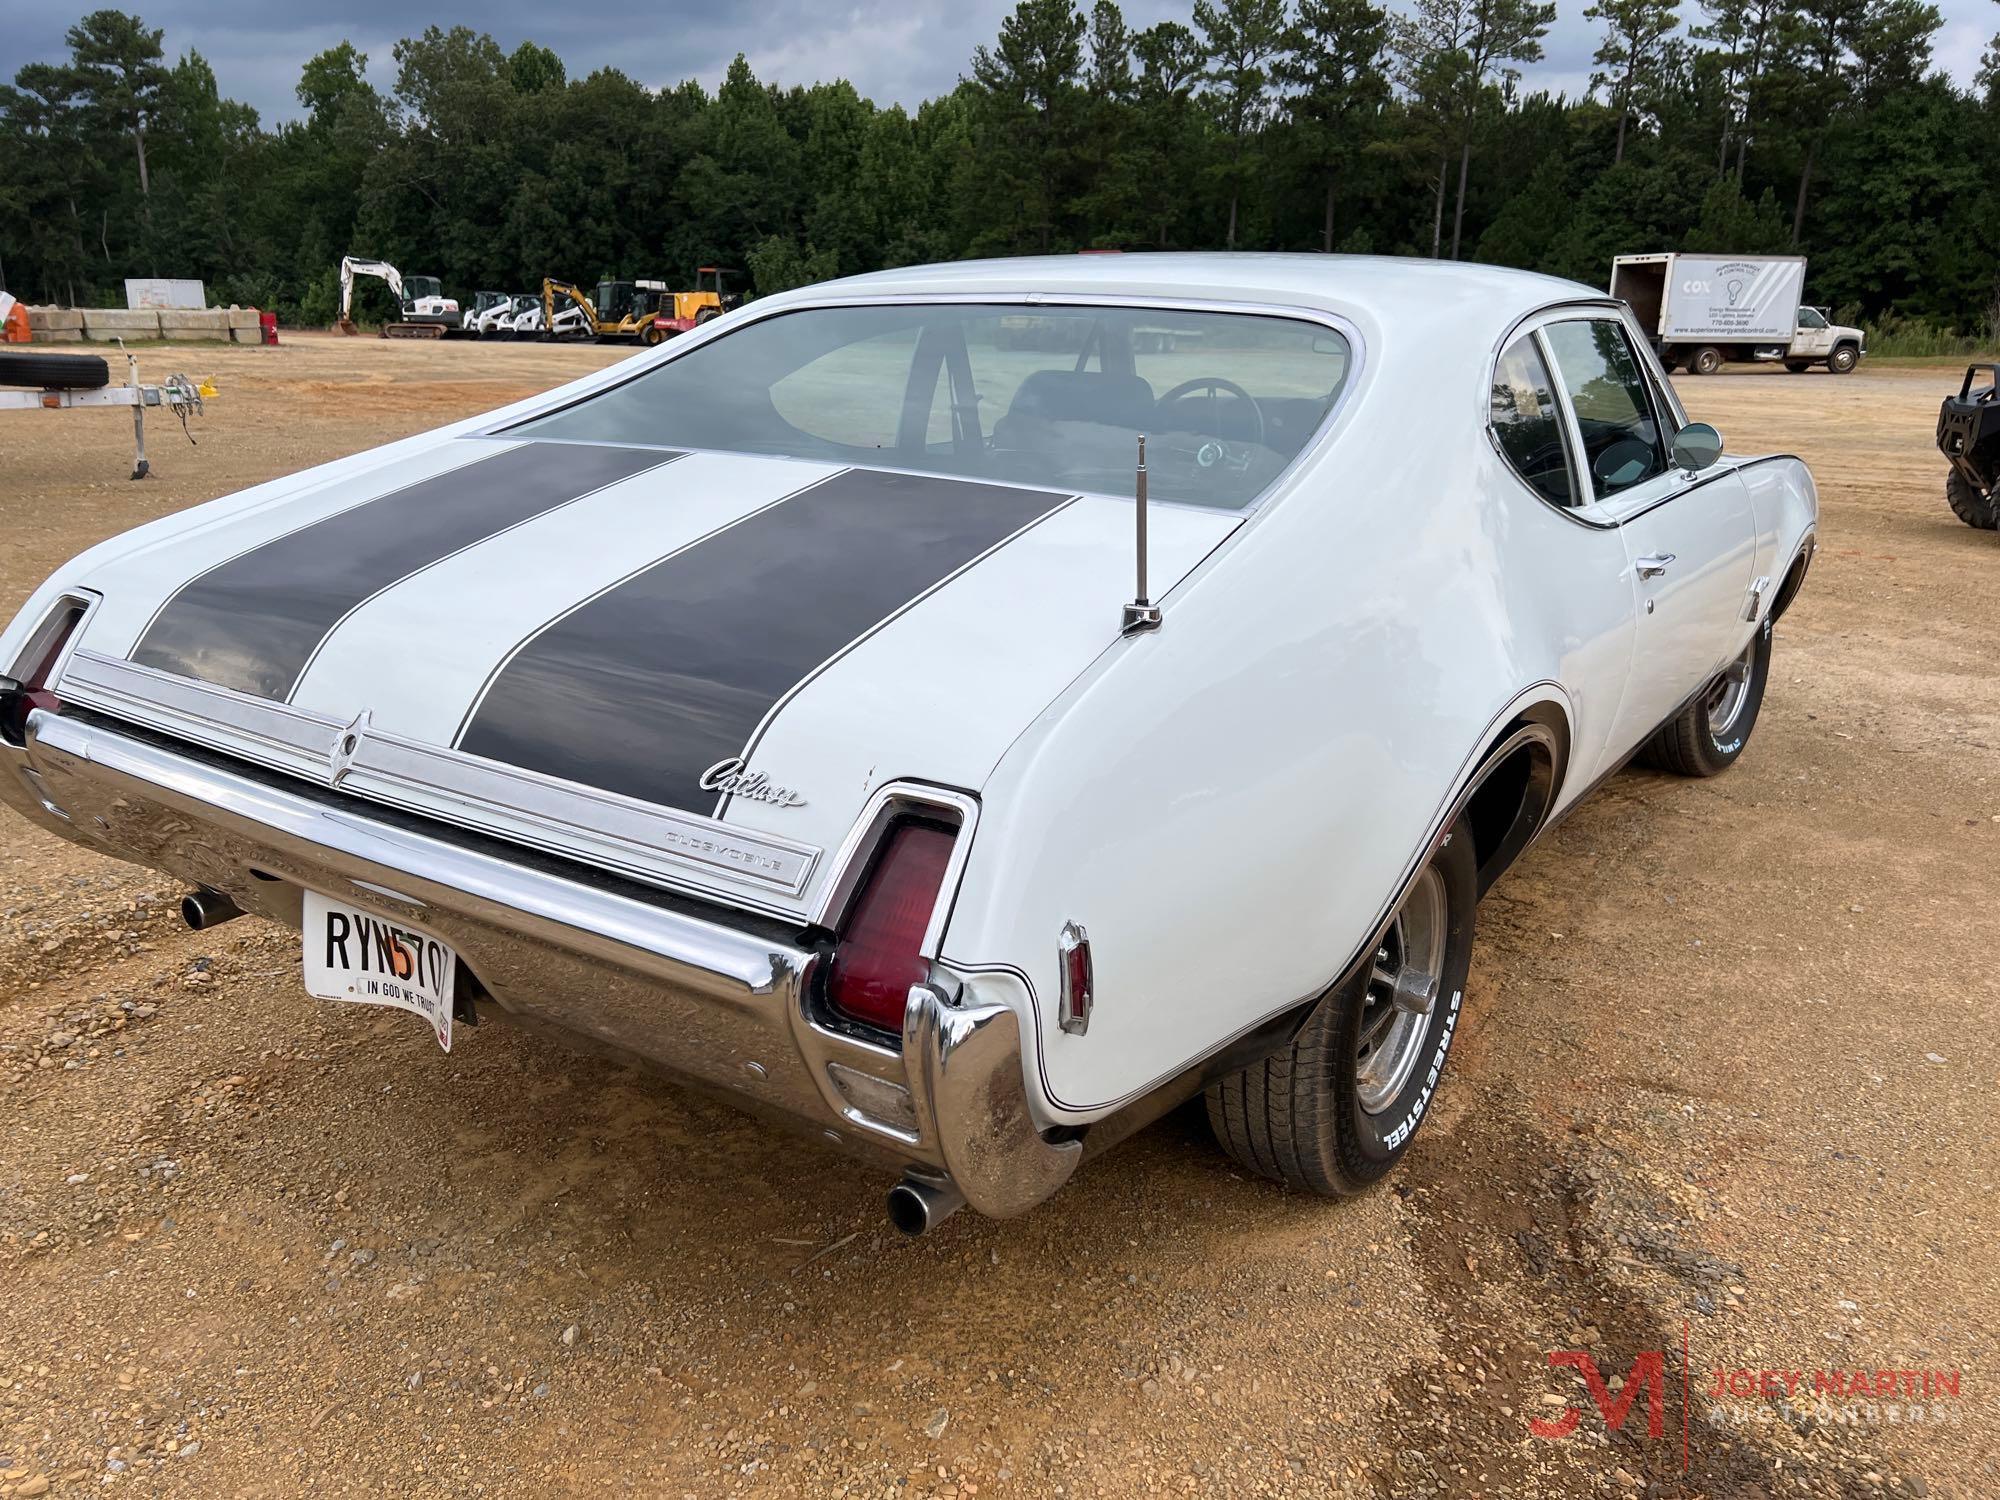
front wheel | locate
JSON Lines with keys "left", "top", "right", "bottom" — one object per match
{"left": 1641, "top": 623, "right": 1772, "bottom": 776}
{"left": 1206, "top": 820, "right": 1478, "bottom": 1195}
{"left": 1828, "top": 344, "right": 1859, "bottom": 374}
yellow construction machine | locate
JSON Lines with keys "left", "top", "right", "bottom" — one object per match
{"left": 540, "top": 269, "right": 741, "bottom": 345}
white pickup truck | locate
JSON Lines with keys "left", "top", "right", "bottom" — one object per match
{"left": 1611, "top": 253, "right": 1865, "bottom": 375}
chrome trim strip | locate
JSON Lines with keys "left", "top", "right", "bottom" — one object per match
{"left": 340, "top": 727, "right": 822, "bottom": 897}
{"left": 54, "top": 649, "right": 823, "bottom": 900}
{"left": 59, "top": 649, "right": 345, "bottom": 779}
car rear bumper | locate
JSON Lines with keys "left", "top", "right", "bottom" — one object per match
{"left": 0, "top": 708, "right": 1079, "bottom": 1218}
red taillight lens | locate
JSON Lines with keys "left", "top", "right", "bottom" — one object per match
{"left": 2, "top": 600, "right": 86, "bottom": 745}
{"left": 825, "top": 820, "right": 955, "bottom": 1034}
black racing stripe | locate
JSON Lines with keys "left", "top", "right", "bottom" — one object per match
{"left": 456, "top": 468, "right": 1066, "bottom": 813}
{"left": 130, "top": 443, "right": 674, "bottom": 701}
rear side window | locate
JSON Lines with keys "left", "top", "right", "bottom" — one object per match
{"left": 1490, "top": 334, "right": 1576, "bottom": 506}
{"left": 1541, "top": 319, "right": 1669, "bottom": 498}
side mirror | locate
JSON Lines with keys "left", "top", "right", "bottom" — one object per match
{"left": 1671, "top": 422, "right": 1724, "bottom": 474}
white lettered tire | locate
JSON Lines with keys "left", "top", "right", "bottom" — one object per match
{"left": 1206, "top": 819, "right": 1478, "bottom": 1194}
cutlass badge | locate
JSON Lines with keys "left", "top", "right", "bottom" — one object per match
{"left": 699, "top": 757, "right": 806, "bottom": 807}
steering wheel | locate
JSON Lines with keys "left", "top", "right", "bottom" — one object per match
{"left": 1157, "top": 376, "right": 1267, "bottom": 462}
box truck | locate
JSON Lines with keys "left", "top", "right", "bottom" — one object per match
{"left": 1610, "top": 254, "right": 1865, "bottom": 375}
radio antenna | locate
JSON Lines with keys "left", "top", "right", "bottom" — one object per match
{"left": 1122, "top": 434, "right": 1162, "bottom": 635}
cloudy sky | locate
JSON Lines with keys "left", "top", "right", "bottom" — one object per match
{"left": 4, "top": 0, "right": 1993, "bottom": 124}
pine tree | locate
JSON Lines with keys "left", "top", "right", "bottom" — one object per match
{"left": 1276, "top": 0, "right": 1392, "bottom": 251}
{"left": 1194, "top": 0, "right": 1287, "bottom": 248}
{"left": 1585, "top": 0, "right": 1683, "bottom": 163}
{"left": 971, "top": 0, "right": 1089, "bottom": 251}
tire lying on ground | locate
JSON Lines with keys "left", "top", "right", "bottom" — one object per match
{"left": 0, "top": 350, "right": 112, "bottom": 391}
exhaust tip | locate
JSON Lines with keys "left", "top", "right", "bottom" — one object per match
{"left": 180, "top": 888, "right": 243, "bottom": 931}
{"left": 887, "top": 1176, "right": 964, "bottom": 1237}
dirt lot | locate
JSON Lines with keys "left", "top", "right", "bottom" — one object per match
{"left": 0, "top": 335, "right": 1994, "bottom": 1499}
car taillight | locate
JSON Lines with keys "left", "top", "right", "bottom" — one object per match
{"left": 824, "top": 820, "right": 955, "bottom": 1034}
{"left": 1, "top": 599, "right": 87, "bottom": 746}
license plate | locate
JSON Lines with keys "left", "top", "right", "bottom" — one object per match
{"left": 301, "top": 890, "right": 458, "bottom": 1051}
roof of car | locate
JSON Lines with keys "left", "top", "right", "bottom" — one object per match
{"left": 778, "top": 253, "right": 1604, "bottom": 334}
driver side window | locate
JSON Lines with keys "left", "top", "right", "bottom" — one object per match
{"left": 1541, "top": 319, "right": 1669, "bottom": 499}
{"left": 1796, "top": 307, "right": 1827, "bottom": 330}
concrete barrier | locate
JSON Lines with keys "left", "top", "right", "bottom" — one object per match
{"left": 28, "top": 304, "right": 267, "bottom": 344}
{"left": 80, "top": 308, "right": 162, "bottom": 341}
{"left": 157, "top": 308, "right": 232, "bottom": 341}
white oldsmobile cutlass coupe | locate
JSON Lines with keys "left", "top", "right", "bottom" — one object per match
{"left": 0, "top": 256, "right": 1815, "bottom": 1231}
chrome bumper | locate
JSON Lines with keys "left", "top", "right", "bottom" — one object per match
{"left": 1, "top": 709, "right": 1079, "bottom": 1219}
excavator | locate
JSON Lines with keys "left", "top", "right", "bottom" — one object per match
{"left": 539, "top": 269, "right": 740, "bottom": 345}
{"left": 539, "top": 278, "right": 666, "bottom": 343}
{"left": 335, "top": 257, "right": 462, "bottom": 338}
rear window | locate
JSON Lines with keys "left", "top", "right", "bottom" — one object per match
{"left": 508, "top": 303, "right": 1353, "bottom": 511}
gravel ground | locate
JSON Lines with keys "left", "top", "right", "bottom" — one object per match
{"left": 0, "top": 335, "right": 1994, "bottom": 1498}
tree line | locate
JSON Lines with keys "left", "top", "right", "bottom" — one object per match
{"left": 2, "top": 2, "right": 1996, "bottom": 334}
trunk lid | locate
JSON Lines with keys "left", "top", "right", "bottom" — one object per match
{"left": 58, "top": 438, "right": 1235, "bottom": 913}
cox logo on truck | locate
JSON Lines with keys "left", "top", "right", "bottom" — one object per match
{"left": 1681, "top": 262, "right": 1760, "bottom": 306}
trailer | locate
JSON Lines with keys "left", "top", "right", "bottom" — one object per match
{"left": 0, "top": 347, "right": 211, "bottom": 479}
{"left": 1610, "top": 253, "right": 1865, "bottom": 375}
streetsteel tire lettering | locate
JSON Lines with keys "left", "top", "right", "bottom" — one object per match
{"left": 1383, "top": 987, "right": 1462, "bottom": 1150}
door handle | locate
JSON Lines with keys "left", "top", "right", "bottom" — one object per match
{"left": 1635, "top": 553, "right": 1675, "bottom": 580}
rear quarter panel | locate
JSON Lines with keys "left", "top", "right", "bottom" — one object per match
{"left": 943, "top": 304, "right": 1646, "bottom": 1119}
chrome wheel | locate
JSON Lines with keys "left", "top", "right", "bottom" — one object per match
{"left": 1355, "top": 866, "right": 1447, "bottom": 1114}
{"left": 1705, "top": 643, "right": 1755, "bottom": 738}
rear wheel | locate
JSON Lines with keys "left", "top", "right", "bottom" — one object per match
{"left": 1641, "top": 623, "right": 1771, "bottom": 777}
{"left": 1945, "top": 469, "right": 1999, "bottom": 529}
{"left": 1828, "top": 344, "right": 1859, "bottom": 374}
{"left": 1206, "top": 820, "right": 1477, "bottom": 1195}
{"left": 1688, "top": 346, "right": 1723, "bottom": 376}
{"left": 1785, "top": 360, "right": 1813, "bottom": 373}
